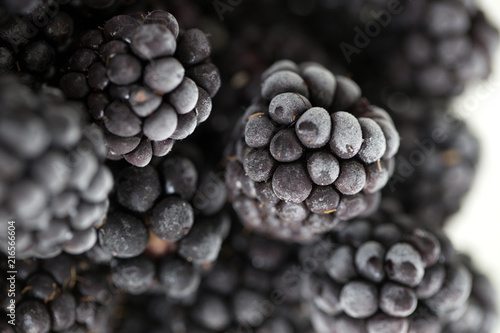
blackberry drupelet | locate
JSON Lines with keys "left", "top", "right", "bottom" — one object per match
{"left": 0, "top": 253, "right": 119, "bottom": 333}
{"left": 0, "top": 76, "right": 112, "bottom": 259}
{"left": 310, "top": 0, "right": 499, "bottom": 97}
{"left": 384, "top": 100, "right": 479, "bottom": 227}
{"left": 90, "top": 147, "right": 229, "bottom": 299}
{"left": 60, "top": 10, "right": 221, "bottom": 167}
{"left": 301, "top": 200, "right": 478, "bottom": 333}
{"left": 0, "top": 0, "right": 76, "bottom": 86}
{"left": 226, "top": 59, "right": 399, "bottom": 242}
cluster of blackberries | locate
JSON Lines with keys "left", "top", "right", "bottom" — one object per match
{"left": 0, "top": 0, "right": 498, "bottom": 332}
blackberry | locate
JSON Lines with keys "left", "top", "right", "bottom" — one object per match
{"left": 384, "top": 99, "right": 479, "bottom": 226}
{"left": 59, "top": 10, "right": 221, "bottom": 167}
{"left": 0, "top": 76, "right": 112, "bottom": 259}
{"left": 309, "top": 0, "right": 499, "bottom": 97}
{"left": 114, "top": 230, "right": 315, "bottom": 333}
{"left": 226, "top": 59, "right": 399, "bottom": 242}
{"left": 0, "top": 253, "right": 119, "bottom": 333}
{"left": 0, "top": 0, "right": 76, "bottom": 86}
{"left": 90, "top": 146, "right": 229, "bottom": 299}
{"left": 443, "top": 254, "right": 498, "bottom": 333}
{"left": 188, "top": 230, "right": 317, "bottom": 333}
{"left": 0, "top": 0, "right": 132, "bottom": 87}
{"left": 301, "top": 200, "right": 477, "bottom": 332}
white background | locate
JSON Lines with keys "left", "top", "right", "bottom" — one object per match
{"left": 445, "top": 0, "right": 500, "bottom": 330}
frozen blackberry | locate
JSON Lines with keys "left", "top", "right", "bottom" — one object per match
{"left": 0, "top": 0, "right": 76, "bottom": 86}
{"left": 188, "top": 230, "right": 317, "bottom": 333}
{"left": 309, "top": 0, "right": 498, "bottom": 97}
{"left": 0, "top": 253, "right": 119, "bottom": 333}
{"left": 226, "top": 60, "right": 399, "bottom": 242}
{"left": 301, "top": 200, "right": 477, "bottom": 333}
{"left": 384, "top": 100, "right": 479, "bottom": 226}
{"left": 92, "top": 146, "right": 229, "bottom": 299}
{"left": 114, "top": 230, "right": 315, "bottom": 333}
{"left": 59, "top": 10, "right": 221, "bottom": 167}
{"left": 0, "top": 76, "right": 112, "bottom": 259}
{"left": 443, "top": 254, "right": 498, "bottom": 333}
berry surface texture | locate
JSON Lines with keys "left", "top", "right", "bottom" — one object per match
{"left": 1, "top": 1, "right": 500, "bottom": 333}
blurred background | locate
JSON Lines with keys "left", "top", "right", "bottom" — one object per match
{"left": 446, "top": 0, "right": 500, "bottom": 331}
